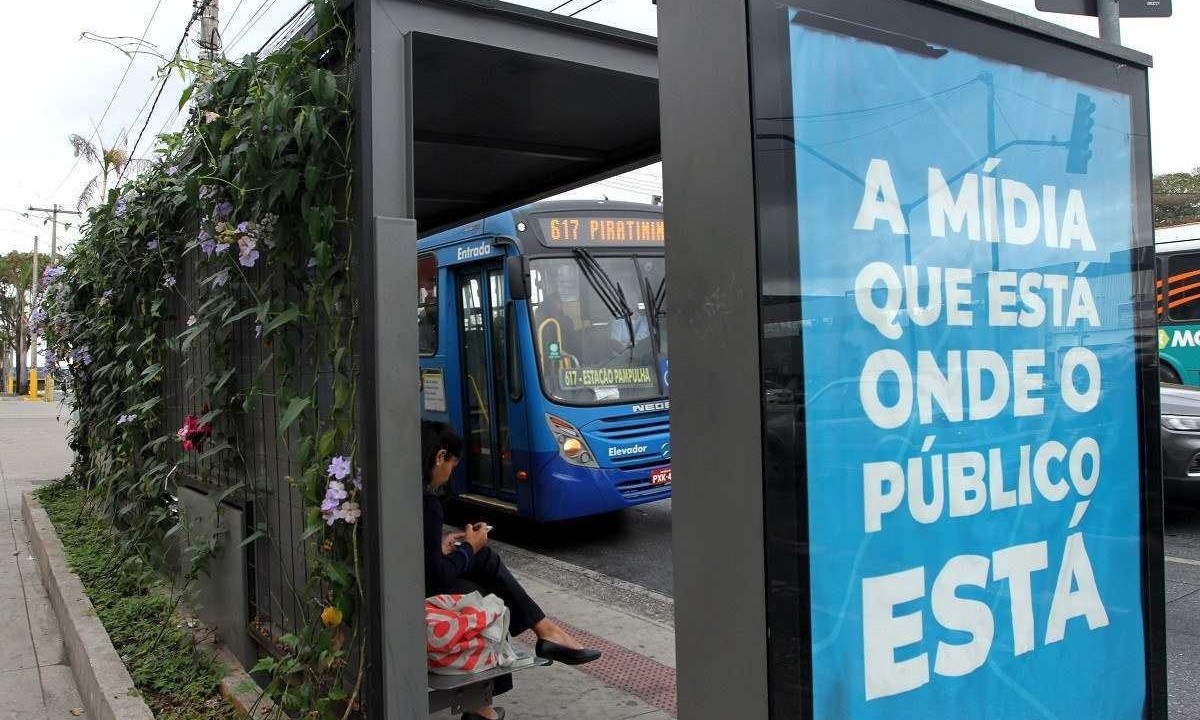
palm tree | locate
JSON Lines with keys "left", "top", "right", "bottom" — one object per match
{"left": 69, "top": 134, "right": 133, "bottom": 211}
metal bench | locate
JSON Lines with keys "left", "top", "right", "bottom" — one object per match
{"left": 427, "top": 650, "right": 551, "bottom": 714}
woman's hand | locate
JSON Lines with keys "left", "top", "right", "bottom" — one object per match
{"left": 441, "top": 532, "right": 465, "bottom": 555}
{"left": 464, "top": 522, "right": 489, "bottom": 552}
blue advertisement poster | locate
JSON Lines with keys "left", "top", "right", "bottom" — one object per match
{"left": 788, "top": 13, "right": 1144, "bottom": 720}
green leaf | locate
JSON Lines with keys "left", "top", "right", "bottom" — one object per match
{"left": 222, "top": 306, "right": 258, "bottom": 326}
{"left": 277, "top": 396, "right": 311, "bottom": 437}
{"left": 219, "top": 127, "right": 238, "bottom": 152}
{"left": 310, "top": 69, "right": 336, "bottom": 106}
{"left": 264, "top": 307, "right": 301, "bottom": 335}
{"left": 317, "top": 429, "right": 336, "bottom": 458}
{"left": 239, "top": 529, "right": 266, "bottom": 548}
{"left": 178, "top": 84, "right": 195, "bottom": 109}
{"left": 212, "top": 368, "right": 236, "bottom": 394}
{"left": 250, "top": 657, "right": 276, "bottom": 674}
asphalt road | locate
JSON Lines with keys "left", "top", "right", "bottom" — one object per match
{"left": 1165, "top": 502, "right": 1200, "bottom": 720}
{"left": 483, "top": 495, "right": 1200, "bottom": 718}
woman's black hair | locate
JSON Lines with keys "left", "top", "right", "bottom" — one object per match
{"left": 421, "top": 421, "right": 464, "bottom": 488}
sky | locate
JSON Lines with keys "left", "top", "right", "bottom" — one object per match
{"left": 0, "top": 0, "right": 1194, "bottom": 255}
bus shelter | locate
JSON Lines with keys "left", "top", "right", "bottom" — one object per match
{"left": 349, "top": 1, "right": 659, "bottom": 716}
{"left": 659, "top": 1, "right": 1166, "bottom": 719}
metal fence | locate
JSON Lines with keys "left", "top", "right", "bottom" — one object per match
{"left": 159, "top": 242, "right": 336, "bottom": 665}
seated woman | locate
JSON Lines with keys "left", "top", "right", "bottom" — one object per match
{"left": 422, "top": 423, "right": 600, "bottom": 720}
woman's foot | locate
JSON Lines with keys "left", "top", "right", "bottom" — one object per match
{"left": 462, "top": 706, "right": 504, "bottom": 720}
{"left": 536, "top": 637, "right": 601, "bottom": 665}
{"left": 532, "top": 618, "right": 601, "bottom": 665}
{"left": 532, "top": 618, "right": 583, "bottom": 649}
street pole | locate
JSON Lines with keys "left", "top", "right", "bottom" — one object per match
{"left": 27, "top": 236, "right": 39, "bottom": 399}
{"left": 199, "top": 0, "right": 220, "bottom": 60}
{"left": 27, "top": 204, "right": 81, "bottom": 261}
{"left": 1098, "top": 0, "right": 1121, "bottom": 43}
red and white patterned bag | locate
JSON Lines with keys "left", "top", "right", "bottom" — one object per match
{"left": 425, "top": 592, "right": 518, "bottom": 675}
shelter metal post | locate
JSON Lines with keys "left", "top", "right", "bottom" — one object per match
{"left": 355, "top": 1, "right": 425, "bottom": 717}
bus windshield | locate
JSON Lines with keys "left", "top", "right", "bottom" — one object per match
{"left": 529, "top": 255, "right": 667, "bottom": 405}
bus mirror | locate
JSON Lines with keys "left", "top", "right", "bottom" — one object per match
{"left": 507, "top": 256, "right": 531, "bottom": 300}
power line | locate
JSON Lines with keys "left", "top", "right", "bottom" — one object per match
{"left": 46, "top": 0, "right": 166, "bottom": 201}
{"left": 569, "top": 0, "right": 607, "bottom": 16}
{"left": 121, "top": 0, "right": 212, "bottom": 184}
{"left": 258, "top": 3, "right": 310, "bottom": 55}
{"left": 226, "top": 0, "right": 280, "bottom": 53}
{"left": 222, "top": 0, "right": 250, "bottom": 45}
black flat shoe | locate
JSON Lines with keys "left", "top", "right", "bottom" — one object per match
{"left": 536, "top": 638, "right": 601, "bottom": 665}
{"left": 462, "top": 708, "right": 504, "bottom": 720}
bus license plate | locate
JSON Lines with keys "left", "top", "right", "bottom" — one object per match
{"left": 651, "top": 467, "right": 672, "bottom": 486}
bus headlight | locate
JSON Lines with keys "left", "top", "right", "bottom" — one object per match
{"left": 546, "top": 414, "right": 598, "bottom": 468}
{"left": 562, "top": 438, "right": 585, "bottom": 458}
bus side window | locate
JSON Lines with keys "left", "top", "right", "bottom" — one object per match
{"left": 418, "top": 253, "right": 439, "bottom": 354}
{"left": 1168, "top": 253, "right": 1200, "bottom": 323}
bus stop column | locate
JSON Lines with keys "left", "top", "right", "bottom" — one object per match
{"left": 659, "top": 1, "right": 772, "bottom": 719}
{"left": 355, "top": 1, "right": 426, "bottom": 717}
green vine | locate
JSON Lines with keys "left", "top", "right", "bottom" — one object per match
{"left": 40, "top": 1, "right": 365, "bottom": 716}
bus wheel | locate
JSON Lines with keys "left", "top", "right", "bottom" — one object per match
{"left": 1161, "top": 363, "right": 1182, "bottom": 385}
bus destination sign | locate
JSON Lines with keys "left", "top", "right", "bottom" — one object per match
{"left": 537, "top": 215, "right": 665, "bottom": 247}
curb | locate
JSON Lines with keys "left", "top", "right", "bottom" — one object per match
{"left": 22, "top": 492, "right": 156, "bottom": 720}
{"left": 491, "top": 538, "right": 676, "bottom": 630}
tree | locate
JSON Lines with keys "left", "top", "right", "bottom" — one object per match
{"left": 0, "top": 251, "right": 52, "bottom": 388}
{"left": 1153, "top": 166, "right": 1200, "bottom": 228}
{"left": 69, "top": 134, "right": 134, "bottom": 211}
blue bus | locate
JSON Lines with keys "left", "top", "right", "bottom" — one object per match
{"left": 417, "top": 200, "right": 671, "bottom": 521}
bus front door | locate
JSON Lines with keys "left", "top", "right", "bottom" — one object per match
{"left": 455, "top": 264, "right": 518, "bottom": 507}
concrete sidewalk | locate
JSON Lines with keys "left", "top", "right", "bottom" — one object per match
{"left": 446, "top": 541, "right": 679, "bottom": 720}
{"left": 1, "top": 397, "right": 679, "bottom": 720}
{"left": 0, "top": 397, "right": 87, "bottom": 720}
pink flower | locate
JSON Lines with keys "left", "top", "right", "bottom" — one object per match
{"left": 176, "top": 414, "right": 213, "bottom": 452}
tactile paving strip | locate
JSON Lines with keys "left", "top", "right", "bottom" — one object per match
{"left": 515, "top": 617, "right": 678, "bottom": 717}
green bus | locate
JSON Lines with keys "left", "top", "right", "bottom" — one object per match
{"left": 1156, "top": 224, "right": 1200, "bottom": 384}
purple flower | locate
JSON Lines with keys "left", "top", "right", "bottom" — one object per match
{"left": 74, "top": 346, "right": 92, "bottom": 366}
{"left": 212, "top": 201, "right": 234, "bottom": 221}
{"left": 200, "top": 239, "right": 216, "bottom": 256}
{"left": 102, "top": 289, "right": 114, "bottom": 299}
{"left": 146, "top": 239, "right": 160, "bottom": 251}
{"left": 212, "top": 269, "right": 230, "bottom": 287}
{"left": 214, "top": 242, "right": 231, "bottom": 255}
{"left": 116, "top": 413, "right": 138, "bottom": 425}
{"left": 163, "top": 274, "right": 177, "bottom": 288}
{"left": 352, "top": 472, "right": 362, "bottom": 491}
{"left": 236, "top": 221, "right": 250, "bottom": 234}
{"left": 115, "top": 198, "right": 127, "bottom": 218}
{"left": 237, "top": 236, "right": 259, "bottom": 267}
{"left": 45, "top": 350, "right": 57, "bottom": 366}
{"left": 42, "top": 266, "right": 65, "bottom": 285}
{"left": 238, "top": 248, "right": 259, "bottom": 268}
{"left": 166, "top": 165, "right": 179, "bottom": 176}
{"left": 321, "top": 496, "right": 341, "bottom": 513}
{"left": 327, "top": 456, "right": 352, "bottom": 480}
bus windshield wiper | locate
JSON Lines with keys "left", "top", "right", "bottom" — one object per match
{"left": 573, "top": 248, "right": 635, "bottom": 348}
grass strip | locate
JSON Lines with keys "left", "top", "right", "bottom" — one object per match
{"left": 36, "top": 480, "right": 241, "bottom": 720}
